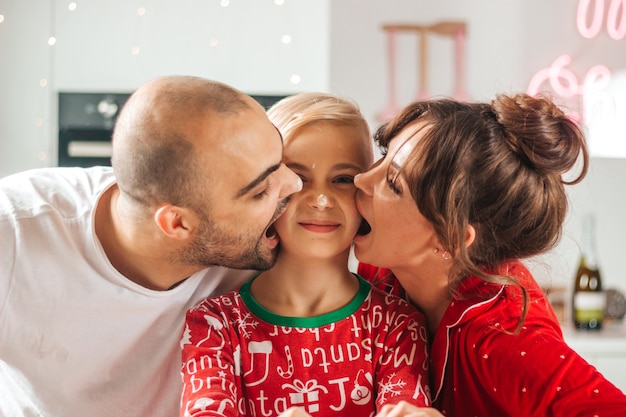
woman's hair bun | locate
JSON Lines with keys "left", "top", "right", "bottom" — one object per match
{"left": 490, "top": 93, "right": 586, "bottom": 178}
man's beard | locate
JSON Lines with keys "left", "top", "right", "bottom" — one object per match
{"left": 173, "top": 218, "right": 277, "bottom": 271}
{"left": 171, "top": 198, "right": 290, "bottom": 271}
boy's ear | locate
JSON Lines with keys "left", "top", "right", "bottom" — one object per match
{"left": 154, "top": 205, "right": 197, "bottom": 239}
{"left": 465, "top": 224, "right": 476, "bottom": 248}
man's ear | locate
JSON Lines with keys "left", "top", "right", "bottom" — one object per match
{"left": 154, "top": 205, "right": 198, "bottom": 240}
{"left": 465, "top": 224, "right": 476, "bottom": 248}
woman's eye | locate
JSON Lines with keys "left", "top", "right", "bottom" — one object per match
{"left": 386, "top": 176, "right": 402, "bottom": 195}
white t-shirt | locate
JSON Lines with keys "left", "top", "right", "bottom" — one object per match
{"left": 0, "top": 166, "right": 254, "bottom": 417}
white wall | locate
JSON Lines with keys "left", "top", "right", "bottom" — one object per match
{"left": 1, "top": 0, "right": 625, "bottom": 304}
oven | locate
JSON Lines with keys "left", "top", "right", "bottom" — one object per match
{"left": 58, "top": 92, "right": 131, "bottom": 168}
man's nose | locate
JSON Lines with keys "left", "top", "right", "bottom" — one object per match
{"left": 278, "top": 164, "right": 302, "bottom": 199}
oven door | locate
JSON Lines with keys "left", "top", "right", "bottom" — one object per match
{"left": 58, "top": 128, "right": 114, "bottom": 168}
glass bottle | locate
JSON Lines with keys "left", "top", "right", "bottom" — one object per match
{"left": 572, "top": 213, "right": 605, "bottom": 330}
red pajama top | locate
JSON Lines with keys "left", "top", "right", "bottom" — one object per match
{"left": 180, "top": 276, "right": 431, "bottom": 417}
{"left": 359, "top": 261, "right": 626, "bottom": 417}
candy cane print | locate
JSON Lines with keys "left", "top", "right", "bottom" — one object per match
{"left": 276, "top": 345, "right": 294, "bottom": 379}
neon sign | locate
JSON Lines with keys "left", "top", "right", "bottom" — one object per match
{"left": 527, "top": 55, "right": 611, "bottom": 124}
{"left": 527, "top": 0, "right": 625, "bottom": 157}
{"left": 577, "top": 0, "right": 626, "bottom": 40}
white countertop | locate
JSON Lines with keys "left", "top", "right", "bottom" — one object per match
{"left": 562, "top": 321, "right": 626, "bottom": 354}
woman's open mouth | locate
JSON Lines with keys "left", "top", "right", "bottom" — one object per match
{"left": 357, "top": 218, "right": 371, "bottom": 236}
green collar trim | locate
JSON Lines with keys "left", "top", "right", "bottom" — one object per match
{"left": 239, "top": 274, "right": 370, "bottom": 328}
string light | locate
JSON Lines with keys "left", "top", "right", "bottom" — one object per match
{"left": 133, "top": 7, "right": 146, "bottom": 60}
{"left": 220, "top": 0, "right": 230, "bottom": 7}
{"left": 48, "top": 37, "right": 57, "bottom": 46}
{"left": 68, "top": 2, "right": 77, "bottom": 11}
{"left": 275, "top": 0, "right": 285, "bottom": 5}
{"left": 290, "top": 74, "right": 301, "bottom": 84}
{"left": 0, "top": 15, "right": 5, "bottom": 23}
{"left": 281, "top": 34, "right": 292, "bottom": 44}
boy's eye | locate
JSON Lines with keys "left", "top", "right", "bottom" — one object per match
{"left": 333, "top": 175, "right": 355, "bottom": 184}
{"left": 292, "top": 173, "right": 309, "bottom": 186}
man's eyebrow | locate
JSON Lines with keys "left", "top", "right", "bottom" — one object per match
{"left": 235, "top": 163, "right": 282, "bottom": 198}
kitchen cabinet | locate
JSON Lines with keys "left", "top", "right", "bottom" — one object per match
{"left": 563, "top": 323, "right": 626, "bottom": 392}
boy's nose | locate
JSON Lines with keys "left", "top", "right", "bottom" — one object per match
{"left": 311, "top": 192, "right": 333, "bottom": 210}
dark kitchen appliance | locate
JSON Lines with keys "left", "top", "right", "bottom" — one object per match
{"left": 58, "top": 92, "right": 130, "bottom": 167}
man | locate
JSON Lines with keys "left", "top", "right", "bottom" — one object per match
{"left": 0, "top": 76, "right": 302, "bottom": 417}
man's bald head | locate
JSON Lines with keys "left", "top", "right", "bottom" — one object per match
{"left": 111, "top": 76, "right": 252, "bottom": 210}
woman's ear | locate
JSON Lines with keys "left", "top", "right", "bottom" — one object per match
{"left": 465, "top": 224, "right": 476, "bottom": 248}
{"left": 154, "top": 205, "right": 198, "bottom": 240}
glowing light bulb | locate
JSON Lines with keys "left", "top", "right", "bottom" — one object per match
{"left": 290, "top": 74, "right": 301, "bottom": 84}
{"left": 68, "top": 2, "right": 77, "bottom": 11}
{"left": 48, "top": 37, "right": 56, "bottom": 46}
{"left": 131, "top": 46, "right": 140, "bottom": 55}
{"left": 137, "top": 7, "right": 146, "bottom": 16}
{"left": 0, "top": 15, "right": 5, "bottom": 23}
{"left": 281, "top": 35, "right": 292, "bottom": 44}
{"left": 39, "top": 79, "right": 48, "bottom": 87}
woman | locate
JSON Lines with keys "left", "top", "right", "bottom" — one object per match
{"left": 354, "top": 93, "right": 626, "bottom": 416}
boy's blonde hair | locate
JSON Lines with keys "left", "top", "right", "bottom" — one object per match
{"left": 267, "top": 92, "right": 373, "bottom": 160}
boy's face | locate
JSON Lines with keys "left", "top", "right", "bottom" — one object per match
{"left": 275, "top": 122, "right": 372, "bottom": 260}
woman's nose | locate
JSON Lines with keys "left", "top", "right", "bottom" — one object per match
{"left": 354, "top": 171, "right": 373, "bottom": 196}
